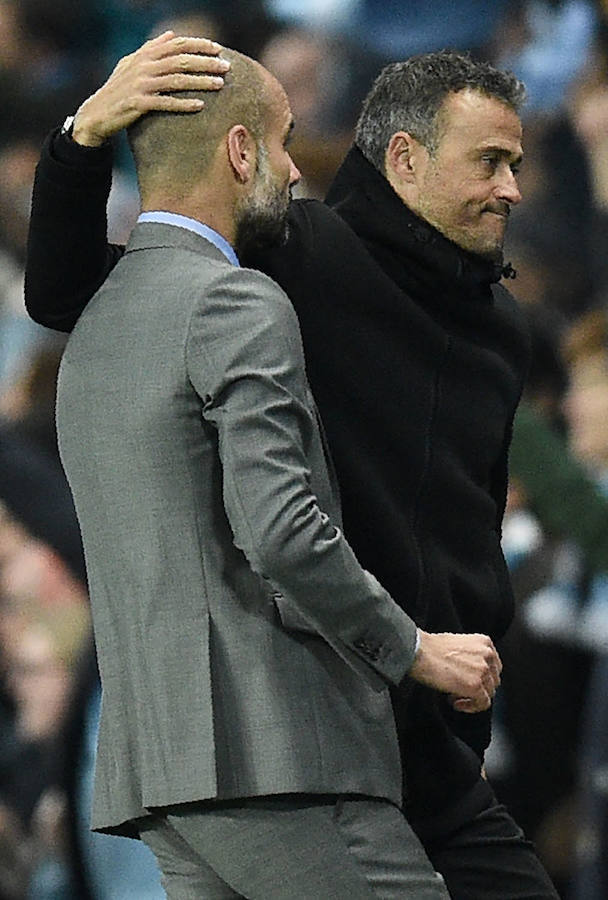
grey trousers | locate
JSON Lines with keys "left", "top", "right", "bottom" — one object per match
{"left": 139, "top": 795, "right": 450, "bottom": 899}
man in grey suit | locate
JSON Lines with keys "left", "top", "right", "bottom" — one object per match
{"left": 56, "top": 47, "right": 501, "bottom": 898}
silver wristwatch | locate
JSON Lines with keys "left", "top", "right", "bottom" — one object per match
{"left": 60, "top": 115, "right": 76, "bottom": 138}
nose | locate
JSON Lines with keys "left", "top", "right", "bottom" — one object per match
{"left": 288, "top": 155, "right": 301, "bottom": 187}
{"left": 497, "top": 166, "right": 522, "bottom": 206}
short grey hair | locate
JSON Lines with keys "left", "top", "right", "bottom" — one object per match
{"left": 355, "top": 50, "right": 525, "bottom": 172}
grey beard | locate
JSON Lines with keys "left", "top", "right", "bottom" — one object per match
{"left": 234, "top": 203, "right": 290, "bottom": 258}
{"left": 235, "top": 185, "right": 292, "bottom": 257}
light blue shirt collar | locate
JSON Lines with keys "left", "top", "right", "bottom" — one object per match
{"left": 137, "top": 211, "right": 240, "bottom": 267}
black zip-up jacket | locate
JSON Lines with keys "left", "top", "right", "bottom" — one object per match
{"left": 25, "top": 133, "right": 529, "bottom": 825}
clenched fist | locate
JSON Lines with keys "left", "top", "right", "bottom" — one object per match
{"left": 408, "top": 630, "right": 502, "bottom": 713}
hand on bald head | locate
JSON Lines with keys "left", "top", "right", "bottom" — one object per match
{"left": 128, "top": 49, "right": 270, "bottom": 200}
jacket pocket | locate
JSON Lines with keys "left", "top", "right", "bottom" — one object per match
{"left": 273, "top": 593, "right": 320, "bottom": 636}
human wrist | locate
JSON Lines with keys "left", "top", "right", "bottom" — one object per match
{"left": 401, "top": 628, "right": 425, "bottom": 685}
{"left": 70, "top": 99, "right": 111, "bottom": 148}
{"left": 52, "top": 119, "right": 113, "bottom": 171}
{"left": 71, "top": 118, "right": 108, "bottom": 149}
{"left": 408, "top": 629, "right": 435, "bottom": 682}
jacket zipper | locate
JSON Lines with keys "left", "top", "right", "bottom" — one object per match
{"left": 411, "top": 334, "right": 454, "bottom": 624}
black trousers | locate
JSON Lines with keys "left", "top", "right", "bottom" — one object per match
{"left": 414, "top": 780, "right": 560, "bottom": 900}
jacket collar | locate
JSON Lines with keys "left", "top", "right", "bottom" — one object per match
{"left": 126, "top": 221, "right": 231, "bottom": 267}
{"left": 325, "top": 145, "right": 511, "bottom": 306}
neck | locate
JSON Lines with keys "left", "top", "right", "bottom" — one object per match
{"left": 140, "top": 181, "right": 237, "bottom": 248}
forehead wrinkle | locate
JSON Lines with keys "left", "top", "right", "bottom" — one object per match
{"left": 440, "top": 91, "right": 521, "bottom": 135}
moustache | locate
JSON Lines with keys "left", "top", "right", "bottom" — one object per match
{"left": 483, "top": 202, "right": 510, "bottom": 218}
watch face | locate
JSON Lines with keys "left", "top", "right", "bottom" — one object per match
{"left": 61, "top": 115, "right": 75, "bottom": 136}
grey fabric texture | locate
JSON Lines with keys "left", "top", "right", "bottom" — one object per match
{"left": 140, "top": 795, "right": 450, "bottom": 899}
{"left": 56, "top": 223, "right": 419, "bottom": 835}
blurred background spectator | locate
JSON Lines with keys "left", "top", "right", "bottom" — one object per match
{"left": 5, "top": 0, "right": 608, "bottom": 895}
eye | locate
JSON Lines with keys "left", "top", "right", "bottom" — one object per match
{"left": 481, "top": 154, "right": 498, "bottom": 170}
{"left": 284, "top": 121, "right": 295, "bottom": 149}
{"left": 481, "top": 154, "right": 521, "bottom": 177}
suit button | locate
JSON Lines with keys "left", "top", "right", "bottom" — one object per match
{"left": 353, "top": 638, "right": 381, "bottom": 661}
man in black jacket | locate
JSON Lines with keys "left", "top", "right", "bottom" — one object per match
{"left": 24, "top": 34, "right": 558, "bottom": 899}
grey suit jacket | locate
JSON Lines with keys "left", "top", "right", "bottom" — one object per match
{"left": 56, "top": 223, "right": 418, "bottom": 836}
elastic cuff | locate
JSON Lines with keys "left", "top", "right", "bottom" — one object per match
{"left": 49, "top": 126, "right": 113, "bottom": 169}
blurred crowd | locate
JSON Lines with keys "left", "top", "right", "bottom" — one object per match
{"left": 2, "top": 0, "right": 608, "bottom": 897}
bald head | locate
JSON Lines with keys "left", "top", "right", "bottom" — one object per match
{"left": 128, "top": 49, "right": 273, "bottom": 199}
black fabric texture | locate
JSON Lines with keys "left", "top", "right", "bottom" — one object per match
{"left": 420, "top": 783, "right": 559, "bottom": 899}
{"left": 250, "top": 146, "right": 529, "bottom": 818}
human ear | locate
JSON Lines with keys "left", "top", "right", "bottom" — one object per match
{"left": 226, "top": 125, "right": 256, "bottom": 183}
{"left": 385, "top": 132, "right": 422, "bottom": 184}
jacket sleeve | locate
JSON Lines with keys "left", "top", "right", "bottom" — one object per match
{"left": 186, "top": 266, "right": 419, "bottom": 690}
{"left": 25, "top": 128, "right": 124, "bottom": 333}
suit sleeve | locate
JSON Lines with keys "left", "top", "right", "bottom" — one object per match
{"left": 186, "top": 267, "right": 419, "bottom": 689}
{"left": 24, "top": 128, "right": 124, "bottom": 332}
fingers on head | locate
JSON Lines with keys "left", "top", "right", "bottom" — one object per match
{"left": 170, "top": 36, "right": 223, "bottom": 55}
{"left": 164, "top": 72, "right": 225, "bottom": 89}
{"left": 152, "top": 55, "right": 229, "bottom": 76}
{"left": 140, "top": 95, "right": 204, "bottom": 113}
